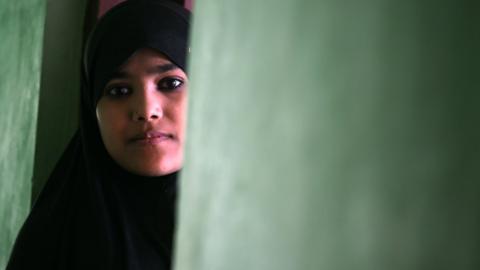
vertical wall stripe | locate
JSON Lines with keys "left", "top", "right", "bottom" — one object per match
{"left": 0, "top": 0, "right": 46, "bottom": 268}
{"left": 31, "top": 0, "right": 88, "bottom": 203}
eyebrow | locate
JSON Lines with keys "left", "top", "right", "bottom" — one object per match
{"left": 109, "top": 63, "right": 179, "bottom": 80}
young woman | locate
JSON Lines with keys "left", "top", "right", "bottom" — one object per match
{"left": 7, "top": 1, "right": 190, "bottom": 269}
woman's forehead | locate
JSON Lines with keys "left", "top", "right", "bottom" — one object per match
{"left": 85, "top": 0, "right": 190, "bottom": 106}
{"left": 109, "top": 48, "right": 183, "bottom": 80}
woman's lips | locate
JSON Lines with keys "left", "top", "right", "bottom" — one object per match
{"left": 129, "top": 131, "right": 174, "bottom": 145}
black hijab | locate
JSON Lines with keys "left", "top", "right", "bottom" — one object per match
{"left": 7, "top": 1, "right": 190, "bottom": 269}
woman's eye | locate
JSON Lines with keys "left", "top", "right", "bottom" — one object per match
{"left": 106, "top": 86, "right": 131, "bottom": 97}
{"left": 158, "top": 77, "right": 184, "bottom": 91}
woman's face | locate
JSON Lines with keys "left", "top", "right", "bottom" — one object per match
{"left": 96, "top": 48, "right": 187, "bottom": 176}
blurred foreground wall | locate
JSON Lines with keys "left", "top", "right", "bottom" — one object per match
{"left": 176, "top": 1, "right": 480, "bottom": 270}
{"left": 0, "top": 0, "right": 46, "bottom": 268}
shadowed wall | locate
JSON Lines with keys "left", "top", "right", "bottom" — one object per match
{"left": 31, "top": 0, "right": 88, "bottom": 202}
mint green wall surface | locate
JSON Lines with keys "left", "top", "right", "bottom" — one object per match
{"left": 0, "top": 0, "right": 46, "bottom": 268}
{"left": 31, "top": 0, "right": 86, "bottom": 202}
{"left": 175, "top": 1, "right": 480, "bottom": 270}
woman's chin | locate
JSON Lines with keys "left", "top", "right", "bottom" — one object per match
{"left": 122, "top": 159, "right": 182, "bottom": 177}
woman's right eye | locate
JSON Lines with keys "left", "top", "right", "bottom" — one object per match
{"left": 105, "top": 86, "right": 131, "bottom": 97}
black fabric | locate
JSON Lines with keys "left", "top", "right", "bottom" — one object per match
{"left": 84, "top": 0, "right": 190, "bottom": 108}
{"left": 7, "top": 1, "right": 190, "bottom": 269}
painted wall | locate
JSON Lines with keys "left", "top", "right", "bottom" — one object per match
{"left": 0, "top": 0, "right": 46, "bottom": 268}
{"left": 31, "top": 0, "right": 88, "bottom": 202}
{"left": 175, "top": 0, "right": 480, "bottom": 269}
{"left": 184, "top": 0, "right": 193, "bottom": 10}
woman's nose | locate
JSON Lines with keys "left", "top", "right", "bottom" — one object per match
{"left": 132, "top": 90, "right": 163, "bottom": 122}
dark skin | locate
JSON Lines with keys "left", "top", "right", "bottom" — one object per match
{"left": 96, "top": 48, "right": 188, "bottom": 176}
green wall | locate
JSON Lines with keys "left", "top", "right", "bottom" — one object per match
{"left": 31, "top": 0, "right": 87, "bottom": 202}
{"left": 0, "top": 0, "right": 46, "bottom": 268}
{"left": 176, "top": 1, "right": 480, "bottom": 270}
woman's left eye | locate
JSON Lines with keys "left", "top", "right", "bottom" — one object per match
{"left": 157, "top": 77, "right": 184, "bottom": 91}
